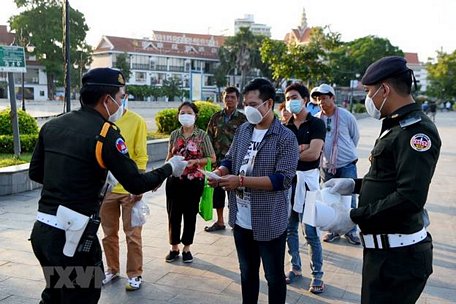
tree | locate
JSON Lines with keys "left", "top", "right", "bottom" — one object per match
{"left": 9, "top": 0, "right": 91, "bottom": 99}
{"left": 218, "top": 28, "right": 270, "bottom": 92}
{"left": 330, "top": 36, "right": 403, "bottom": 86}
{"left": 162, "top": 77, "right": 183, "bottom": 101}
{"left": 260, "top": 26, "right": 340, "bottom": 87}
{"left": 114, "top": 52, "right": 131, "bottom": 81}
{"left": 426, "top": 50, "right": 456, "bottom": 101}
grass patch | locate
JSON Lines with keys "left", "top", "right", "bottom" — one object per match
{"left": 0, "top": 153, "right": 33, "bottom": 168}
{"left": 147, "top": 131, "right": 169, "bottom": 140}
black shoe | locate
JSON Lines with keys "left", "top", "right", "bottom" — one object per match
{"left": 165, "top": 250, "right": 180, "bottom": 263}
{"left": 344, "top": 232, "right": 361, "bottom": 245}
{"left": 182, "top": 251, "right": 193, "bottom": 263}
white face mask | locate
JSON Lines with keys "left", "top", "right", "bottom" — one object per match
{"left": 106, "top": 96, "right": 124, "bottom": 122}
{"left": 365, "top": 86, "right": 387, "bottom": 120}
{"left": 286, "top": 99, "right": 303, "bottom": 114}
{"left": 178, "top": 114, "right": 195, "bottom": 127}
{"left": 245, "top": 99, "right": 270, "bottom": 124}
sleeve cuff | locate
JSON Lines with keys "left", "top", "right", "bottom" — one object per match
{"left": 268, "top": 173, "right": 285, "bottom": 191}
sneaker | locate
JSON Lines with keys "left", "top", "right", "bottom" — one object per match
{"left": 323, "top": 232, "right": 340, "bottom": 243}
{"left": 344, "top": 232, "right": 361, "bottom": 245}
{"left": 102, "top": 271, "right": 120, "bottom": 285}
{"left": 125, "top": 276, "right": 142, "bottom": 291}
{"left": 165, "top": 250, "right": 180, "bottom": 263}
{"left": 182, "top": 251, "right": 193, "bottom": 263}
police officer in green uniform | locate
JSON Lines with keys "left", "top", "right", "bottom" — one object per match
{"left": 29, "top": 68, "right": 187, "bottom": 304}
{"left": 321, "top": 56, "right": 441, "bottom": 303}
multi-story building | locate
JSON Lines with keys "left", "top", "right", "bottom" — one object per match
{"left": 234, "top": 14, "right": 271, "bottom": 37}
{"left": 0, "top": 25, "right": 48, "bottom": 101}
{"left": 91, "top": 31, "right": 225, "bottom": 101}
{"left": 404, "top": 52, "right": 428, "bottom": 93}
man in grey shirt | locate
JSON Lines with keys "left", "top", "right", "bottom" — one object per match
{"left": 312, "top": 84, "right": 361, "bottom": 245}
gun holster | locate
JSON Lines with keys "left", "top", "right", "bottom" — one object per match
{"left": 56, "top": 205, "right": 89, "bottom": 257}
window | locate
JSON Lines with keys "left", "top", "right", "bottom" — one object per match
{"left": 135, "top": 72, "right": 146, "bottom": 83}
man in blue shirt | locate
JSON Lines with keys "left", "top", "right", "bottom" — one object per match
{"left": 312, "top": 84, "right": 361, "bottom": 245}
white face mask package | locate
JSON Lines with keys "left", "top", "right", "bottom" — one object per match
{"left": 303, "top": 188, "right": 351, "bottom": 228}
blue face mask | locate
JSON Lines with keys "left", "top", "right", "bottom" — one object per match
{"left": 286, "top": 99, "right": 303, "bottom": 114}
{"left": 121, "top": 94, "right": 128, "bottom": 109}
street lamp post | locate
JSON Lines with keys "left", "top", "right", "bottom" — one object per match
{"left": 20, "top": 43, "right": 35, "bottom": 112}
{"left": 63, "top": 0, "right": 71, "bottom": 112}
{"left": 21, "top": 72, "right": 25, "bottom": 111}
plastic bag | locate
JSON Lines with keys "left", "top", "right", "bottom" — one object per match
{"left": 131, "top": 199, "right": 150, "bottom": 227}
{"left": 199, "top": 158, "right": 213, "bottom": 221}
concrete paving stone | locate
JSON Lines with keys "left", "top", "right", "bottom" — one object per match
{"left": 0, "top": 295, "right": 41, "bottom": 304}
{"left": 0, "top": 249, "right": 39, "bottom": 266}
{"left": 0, "top": 277, "right": 44, "bottom": 300}
{"left": 418, "top": 284, "right": 456, "bottom": 304}
{"left": 100, "top": 278, "right": 176, "bottom": 303}
{"left": 0, "top": 262, "right": 43, "bottom": 281}
{"left": 156, "top": 271, "right": 232, "bottom": 294}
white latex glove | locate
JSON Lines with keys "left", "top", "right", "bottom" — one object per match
{"left": 323, "top": 178, "right": 355, "bottom": 195}
{"left": 321, "top": 203, "right": 355, "bottom": 235}
{"left": 166, "top": 156, "right": 188, "bottom": 177}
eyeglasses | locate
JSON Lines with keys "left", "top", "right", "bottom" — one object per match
{"left": 326, "top": 118, "right": 332, "bottom": 132}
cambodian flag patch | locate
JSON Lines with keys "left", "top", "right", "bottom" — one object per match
{"left": 410, "top": 133, "right": 431, "bottom": 152}
{"left": 115, "top": 138, "right": 128, "bottom": 154}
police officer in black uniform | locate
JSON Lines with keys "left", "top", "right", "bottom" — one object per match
{"left": 322, "top": 56, "right": 441, "bottom": 303}
{"left": 29, "top": 68, "right": 187, "bottom": 304}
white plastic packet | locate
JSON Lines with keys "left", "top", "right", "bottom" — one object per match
{"left": 303, "top": 188, "right": 351, "bottom": 229}
{"left": 131, "top": 199, "right": 150, "bottom": 227}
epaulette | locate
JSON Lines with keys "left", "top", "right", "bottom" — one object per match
{"left": 399, "top": 113, "right": 421, "bottom": 128}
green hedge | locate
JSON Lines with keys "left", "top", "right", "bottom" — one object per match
{"left": 352, "top": 103, "right": 366, "bottom": 113}
{"left": 155, "top": 101, "right": 221, "bottom": 134}
{"left": 0, "top": 108, "right": 39, "bottom": 135}
{"left": 0, "top": 108, "right": 39, "bottom": 153}
{"left": 0, "top": 134, "right": 39, "bottom": 153}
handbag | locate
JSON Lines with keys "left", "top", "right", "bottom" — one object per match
{"left": 199, "top": 158, "right": 213, "bottom": 221}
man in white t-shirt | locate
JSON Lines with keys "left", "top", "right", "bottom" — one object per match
{"left": 209, "top": 78, "right": 299, "bottom": 304}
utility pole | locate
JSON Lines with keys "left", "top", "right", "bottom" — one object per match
{"left": 63, "top": 0, "right": 71, "bottom": 112}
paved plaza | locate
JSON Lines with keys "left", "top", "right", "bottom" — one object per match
{"left": 0, "top": 108, "right": 455, "bottom": 303}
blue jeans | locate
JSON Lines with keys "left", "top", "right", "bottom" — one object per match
{"left": 233, "top": 225, "right": 287, "bottom": 304}
{"left": 321, "top": 162, "right": 358, "bottom": 235}
{"left": 287, "top": 210, "right": 323, "bottom": 280}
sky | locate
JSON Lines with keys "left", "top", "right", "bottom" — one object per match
{"left": 1, "top": 0, "right": 455, "bottom": 62}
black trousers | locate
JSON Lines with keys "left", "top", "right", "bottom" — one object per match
{"left": 31, "top": 221, "right": 103, "bottom": 304}
{"left": 165, "top": 176, "right": 204, "bottom": 245}
{"left": 361, "top": 234, "right": 433, "bottom": 304}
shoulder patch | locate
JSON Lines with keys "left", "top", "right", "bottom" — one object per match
{"left": 410, "top": 133, "right": 431, "bottom": 152}
{"left": 115, "top": 138, "right": 128, "bottom": 154}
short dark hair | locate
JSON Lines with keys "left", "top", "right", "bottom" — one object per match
{"left": 80, "top": 85, "right": 120, "bottom": 106}
{"left": 223, "top": 86, "right": 240, "bottom": 98}
{"left": 177, "top": 101, "right": 199, "bottom": 116}
{"left": 278, "top": 101, "right": 286, "bottom": 111}
{"left": 384, "top": 70, "right": 413, "bottom": 96}
{"left": 242, "top": 78, "right": 276, "bottom": 103}
{"left": 285, "top": 83, "right": 310, "bottom": 99}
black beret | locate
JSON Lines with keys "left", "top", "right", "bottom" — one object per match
{"left": 361, "top": 56, "right": 409, "bottom": 85}
{"left": 82, "top": 67, "right": 126, "bottom": 87}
